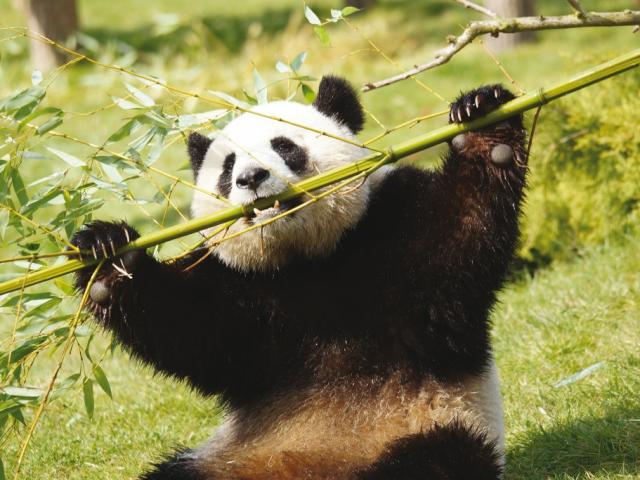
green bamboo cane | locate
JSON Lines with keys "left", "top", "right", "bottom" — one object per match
{"left": 1, "top": 47, "right": 639, "bottom": 295}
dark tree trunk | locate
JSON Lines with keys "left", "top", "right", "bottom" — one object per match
{"left": 25, "top": 0, "right": 78, "bottom": 71}
{"left": 485, "top": 0, "right": 536, "bottom": 51}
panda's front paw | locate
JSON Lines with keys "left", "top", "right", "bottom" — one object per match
{"left": 70, "top": 221, "right": 143, "bottom": 303}
{"left": 449, "top": 84, "right": 515, "bottom": 124}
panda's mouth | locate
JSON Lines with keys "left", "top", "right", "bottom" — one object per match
{"left": 244, "top": 197, "right": 303, "bottom": 223}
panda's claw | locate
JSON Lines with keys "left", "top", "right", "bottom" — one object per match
{"left": 449, "top": 85, "right": 516, "bottom": 124}
{"left": 71, "top": 221, "right": 142, "bottom": 269}
{"left": 100, "top": 242, "right": 109, "bottom": 259}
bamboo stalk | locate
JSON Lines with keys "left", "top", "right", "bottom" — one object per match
{"left": 1, "top": 48, "right": 639, "bottom": 295}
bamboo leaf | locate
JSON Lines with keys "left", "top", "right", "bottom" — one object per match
{"left": 46, "top": 147, "right": 85, "bottom": 167}
{"left": 207, "top": 90, "right": 248, "bottom": 109}
{"left": 58, "top": 373, "right": 81, "bottom": 390}
{"left": 253, "top": 68, "right": 268, "bottom": 104}
{"left": 10, "top": 407, "right": 25, "bottom": 425}
{"left": 275, "top": 61, "right": 291, "bottom": 73}
{"left": 304, "top": 5, "right": 322, "bottom": 25}
{"left": 83, "top": 378, "right": 94, "bottom": 418}
{"left": 302, "top": 84, "right": 316, "bottom": 103}
{"left": 10, "top": 169, "right": 28, "bottom": 206}
{"left": 342, "top": 6, "right": 360, "bottom": 16}
{"left": 125, "top": 84, "right": 155, "bottom": 107}
{"left": 92, "top": 365, "right": 113, "bottom": 398}
{"left": 290, "top": 52, "right": 307, "bottom": 72}
{"left": 314, "top": 26, "right": 331, "bottom": 46}
{"left": 554, "top": 361, "right": 605, "bottom": 388}
{"left": 112, "top": 96, "right": 139, "bottom": 110}
{"left": 0, "top": 209, "right": 7, "bottom": 240}
{"left": 107, "top": 118, "right": 140, "bottom": 143}
{"left": 177, "top": 110, "right": 228, "bottom": 128}
{"left": 0, "top": 386, "right": 43, "bottom": 398}
{"left": 36, "top": 115, "right": 63, "bottom": 135}
{"left": 0, "top": 86, "right": 45, "bottom": 113}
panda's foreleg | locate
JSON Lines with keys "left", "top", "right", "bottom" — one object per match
{"left": 432, "top": 84, "right": 528, "bottom": 268}
{"left": 70, "top": 221, "right": 261, "bottom": 396}
{"left": 358, "top": 422, "right": 502, "bottom": 480}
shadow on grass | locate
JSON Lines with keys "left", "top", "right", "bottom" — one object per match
{"left": 507, "top": 405, "right": 640, "bottom": 478}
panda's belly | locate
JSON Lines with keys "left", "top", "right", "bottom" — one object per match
{"left": 193, "top": 360, "right": 504, "bottom": 479}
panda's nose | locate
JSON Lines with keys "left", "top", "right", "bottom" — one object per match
{"left": 236, "top": 168, "right": 270, "bottom": 191}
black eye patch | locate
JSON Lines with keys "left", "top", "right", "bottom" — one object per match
{"left": 270, "top": 136, "right": 308, "bottom": 174}
{"left": 217, "top": 153, "right": 235, "bottom": 198}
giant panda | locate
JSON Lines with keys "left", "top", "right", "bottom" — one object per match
{"left": 71, "top": 76, "right": 528, "bottom": 480}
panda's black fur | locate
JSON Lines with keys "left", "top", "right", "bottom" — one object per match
{"left": 71, "top": 77, "right": 527, "bottom": 479}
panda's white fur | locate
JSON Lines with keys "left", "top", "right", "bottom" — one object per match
{"left": 191, "top": 101, "right": 375, "bottom": 272}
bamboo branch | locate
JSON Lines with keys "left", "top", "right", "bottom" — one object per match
{"left": 362, "top": 10, "right": 640, "bottom": 92}
{"left": 0, "top": 47, "right": 639, "bottom": 295}
{"left": 452, "top": 0, "right": 497, "bottom": 18}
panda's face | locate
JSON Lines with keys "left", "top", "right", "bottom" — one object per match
{"left": 190, "top": 76, "right": 373, "bottom": 272}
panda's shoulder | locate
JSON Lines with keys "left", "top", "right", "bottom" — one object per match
{"left": 341, "top": 165, "right": 433, "bottom": 243}
{"left": 368, "top": 165, "right": 434, "bottom": 207}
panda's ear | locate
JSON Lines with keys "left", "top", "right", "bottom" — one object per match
{"left": 187, "top": 132, "right": 212, "bottom": 175}
{"left": 313, "top": 75, "right": 364, "bottom": 134}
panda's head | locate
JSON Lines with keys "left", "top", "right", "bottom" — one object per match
{"left": 189, "top": 76, "right": 374, "bottom": 272}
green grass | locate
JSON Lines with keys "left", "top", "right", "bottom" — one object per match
{"left": 1, "top": 0, "right": 639, "bottom": 478}
{"left": 3, "top": 235, "right": 638, "bottom": 479}
{"left": 496, "top": 238, "right": 640, "bottom": 479}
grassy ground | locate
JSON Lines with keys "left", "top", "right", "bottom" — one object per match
{"left": 4, "top": 235, "right": 638, "bottom": 479}
{"left": 1, "top": 0, "right": 639, "bottom": 478}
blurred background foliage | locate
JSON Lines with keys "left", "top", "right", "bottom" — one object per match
{"left": 0, "top": 0, "right": 638, "bottom": 478}
{"left": 0, "top": 0, "right": 636, "bottom": 269}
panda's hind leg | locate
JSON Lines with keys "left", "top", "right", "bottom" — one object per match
{"left": 358, "top": 422, "right": 502, "bottom": 480}
{"left": 139, "top": 448, "right": 204, "bottom": 480}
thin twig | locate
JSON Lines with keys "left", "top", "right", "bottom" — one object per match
{"left": 526, "top": 105, "right": 543, "bottom": 160}
{"left": 453, "top": 0, "right": 497, "bottom": 18}
{"left": 478, "top": 39, "right": 525, "bottom": 94}
{"left": 566, "top": 0, "right": 588, "bottom": 18}
{"left": 341, "top": 17, "right": 445, "bottom": 101}
{"left": 363, "top": 10, "right": 640, "bottom": 92}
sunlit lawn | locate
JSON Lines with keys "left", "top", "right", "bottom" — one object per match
{"left": 0, "top": 0, "right": 638, "bottom": 478}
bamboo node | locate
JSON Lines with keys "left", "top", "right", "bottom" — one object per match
{"left": 535, "top": 88, "right": 550, "bottom": 105}
{"left": 384, "top": 146, "right": 397, "bottom": 162}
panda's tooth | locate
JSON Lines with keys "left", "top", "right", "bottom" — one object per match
{"left": 274, "top": 200, "right": 281, "bottom": 209}
{"left": 253, "top": 208, "right": 261, "bottom": 215}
